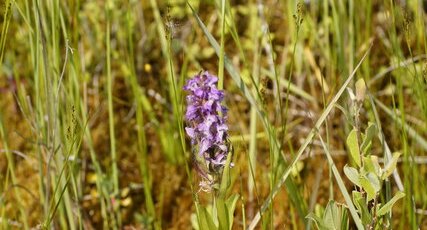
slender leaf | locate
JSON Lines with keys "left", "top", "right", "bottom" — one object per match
{"left": 226, "top": 194, "right": 239, "bottom": 230}
{"left": 382, "top": 152, "right": 402, "bottom": 180}
{"left": 377, "top": 191, "right": 405, "bottom": 216}
{"left": 216, "top": 198, "right": 228, "bottom": 230}
{"left": 360, "top": 123, "right": 377, "bottom": 155}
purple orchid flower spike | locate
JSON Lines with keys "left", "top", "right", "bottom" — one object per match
{"left": 183, "top": 71, "right": 231, "bottom": 183}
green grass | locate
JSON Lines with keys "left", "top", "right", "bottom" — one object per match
{"left": 0, "top": 0, "right": 426, "bottom": 229}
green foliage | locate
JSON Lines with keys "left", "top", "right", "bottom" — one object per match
{"left": 346, "top": 129, "right": 361, "bottom": 167}
{"left": 382, "top": 152, "right": 402, "bottom": 180}
{"left": 343, "top": 165, "right": 361, "bottom": 187}
{"left": 312, "top": 78, "right": 405, "bottom": 229}
{"left": 306, "top": 200, "right": 349, "bottom": 230}
{"left": 359, "top": 173, "right": 380, "bottom": 201}
{"left": 192, "top": 153, "right": 239, "bottom": 230}
{"left": 216, "top": 195, "right": 239, "bottom": 230}
{"left": 352, "top": 191, "right": 372, "bottom": 225}
{"left": 195, "top": 204, "right": 217, "bottom": 230}
{"left": 360, "top": 123, "right": 377, "bottom": 155}
{"left": 377, "top": 191, "right": 405, "bottom": 217}
{"left": 362, "top": 156, "right": 381, "bottom": 176}
{"left": 192, "top": 194, "right": 240, "bottom": 230}
{"left": 341, "top": 85, "right": 405, "bottom": 228}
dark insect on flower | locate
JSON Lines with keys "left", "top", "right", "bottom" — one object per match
{"left": 183, "top": 71, "right": 231, "bottom": 182}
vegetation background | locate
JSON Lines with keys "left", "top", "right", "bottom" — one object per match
{"left": 0, "top": 0, "right": 426, "bottom": 229}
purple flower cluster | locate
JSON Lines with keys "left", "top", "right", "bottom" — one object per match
{"left": 184, "top": 71, "right": 229, "bottom": 173}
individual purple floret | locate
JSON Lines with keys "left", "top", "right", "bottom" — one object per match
{"left": 183, "top": 71, "right": 229, "bottom": 175}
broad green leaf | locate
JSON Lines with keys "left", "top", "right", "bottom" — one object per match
{"left": 366, "top": 173, "right": 381, "bottom": 193}
{"left": 216, "top": 194, "right": 239, "bottom": 230}
{"left": 306, "top": 213, "right": 328, "bottom": 230}
{"left": 226, "top": 194, "right": 239, "bottom": 230}
{"left": 191, "top": 213, "right": 200, "bottom": 230}
{"left": 216, "top": 198, "right": 228, "bottom": 230}
{"left": 372, "top": 156, "right": 382, "bottom": 175}
{"left": 377, "top": 191, "right": 405, "bottom": 216}
{"left": 343, "top": 165, "right": 361, "bottom": 187}
{"left": 308, "top": 201, "right": 349, "bottom": 230}
{"left": 352, "top": 191, "right": 372, "bottom": 225}
{"left": 346, "top": 129, "right": 361, "bottom": 167}
{"left": 362, "top": 156, "right": 375, "bottom": 174}
{"left": 360, "top": 123, "right": 377, "bottom": 155}
{"left": 382, "top": 152, "right": 401, "bottom": 180}
{"left": 364, "top": 123, "right": 377, "bottom": 144}
{"left": 323, "top": 201, "right": 335, "bottom": 228}
{"left": 360, "top": 175, "right": 376, "bottom": 201}
{"left": 323, "top": 200, "right": 348, "bottom": 230}
{"left": 198, "top": 205, "right": 218, "bottom": 230}
{"left": 363, "top": 156, "right": 381, "bottom": 176}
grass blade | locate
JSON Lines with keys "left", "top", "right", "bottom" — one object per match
{"left": 248, "top": 43, "right": 372, "bottom": 230}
